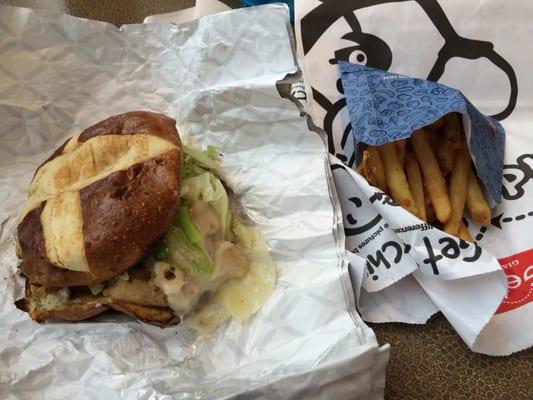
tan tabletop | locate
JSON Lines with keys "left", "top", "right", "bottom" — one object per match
{"left": 1, "top": 1, "right": 532, "bottom": 399}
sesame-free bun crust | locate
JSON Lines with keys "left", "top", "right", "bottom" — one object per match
{"left": 17, "top": 111, "right": 183, "bottom": 287}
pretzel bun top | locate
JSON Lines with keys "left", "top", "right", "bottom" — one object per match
{"left": 17, "top": 111, "right": 183, "bottom": 287}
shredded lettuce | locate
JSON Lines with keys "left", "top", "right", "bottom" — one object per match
{"left": 183, "top": 173, "right": 214, "bottom": 202}
{"left": 182, "top": 145, "right": 221, "bottom": 179}
{"left": 89, "top": 283, "right": 105, "bottom": 296}
{"left": 182, "top": 172, "right": 230, "bottom": 238}
{"left": 207, "top": 145, "right": 221, "bottom": 161}
{"left": 208, "top": 174, "right": 230, "bottom": 238}
{"left": 183, "top": 144, "right": 221, "bottom": 174}
{"left": 118, "top": 272, "right": 130, "bottom": 281}
{"left": 182, "top": 160, "right": 205, "bottom": 179}
{"left": 146, "top": 143, "right": 276, "bottom": 332}
{"left": 151, "top": 145, "right": 230, "bottom": 275}
{"left": 165, "top": 226, "right": 213, "bottom": 275}
{"left": 175, "top": 206, "right": 203, "bottom": 243}
{"left": 154, "top": 243, "right": 170, "bottom": 261}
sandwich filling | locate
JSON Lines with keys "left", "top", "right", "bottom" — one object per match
{"left": 17, "top": 112, "right": 276, "bottom": 332}
{"left": 45, "top": 144, "right": 276, "bottom": 332}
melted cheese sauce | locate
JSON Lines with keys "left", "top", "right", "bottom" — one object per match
{"left": 151, "top": 225, "right": 276, "bottom": 334}
{"left": 151, "top": 238, "right": 249, "bottom": 315}
{"left": 150, "top": 165, "right": 276, "bottom": 334}
{"left": 187, "top": 225, "right": 276, "bottom": 333}
{"left": 151, "top": 262, "right": 201, "bottom": 313}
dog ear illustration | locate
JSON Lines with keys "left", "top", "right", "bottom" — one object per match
{"left": 300, "top": 0, "right": 518, "bottom": 164}
{"left": 415, "top": 0, "right": 518, "bottom": 120}
{"left": 312, "top": 86, "right": 356, "bottom": 166}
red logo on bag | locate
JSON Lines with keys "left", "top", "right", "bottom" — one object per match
{"left": 496, "top": 249, "right": 533, "bottom": 314}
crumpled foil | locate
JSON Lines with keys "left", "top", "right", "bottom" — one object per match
{"left": 0, "top": 5, "right": 388, "bottom": 399}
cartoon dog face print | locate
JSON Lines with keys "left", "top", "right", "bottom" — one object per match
{"left": 300, "top": 0, "right": 518, "bottom": 163}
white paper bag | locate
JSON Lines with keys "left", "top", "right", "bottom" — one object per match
{"left": 143, "top": 0, "right": 230, "bottom": 24}
{"left": 295, "top": 0, "right": 533, "bottom": 356}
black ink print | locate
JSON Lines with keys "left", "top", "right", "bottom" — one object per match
{"left": 422, "top": 236, "right": 444, "bottom": 274}
{"left": 502, "top": 154, "right": 533, "bottom": 201}
{"left": 369, "top": 191, "right": 399, "bottom": 207}
{"left": 420, "top": 235, "right": 484, "bottom": 274}
{"left": 301, "top": 0, "right": 518, "bottom": 159}
{"left": 468, "top": 154, "right": 533, "bottom": 242}
{"left": 332, "top": 165, "right": 385, "bottom": 236}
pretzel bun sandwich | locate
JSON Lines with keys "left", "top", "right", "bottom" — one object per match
{"left": 16, "top": 111, "right": 275, "bottom": 331}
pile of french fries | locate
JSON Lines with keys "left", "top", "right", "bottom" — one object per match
{"left": 357, "top": 113, "right": 492, "bottom": 242}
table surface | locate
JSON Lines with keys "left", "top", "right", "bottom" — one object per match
{"left": 1, "top": 1, "right": 532, "bottom": 399}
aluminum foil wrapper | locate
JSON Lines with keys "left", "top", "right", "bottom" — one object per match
{"left": 0, "top": 5, "right": 388, "bottom": 399}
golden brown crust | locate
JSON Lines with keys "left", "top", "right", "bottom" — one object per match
{"left": 20, "top": 256, "right": 97, "bottom": 288}
{"left": 78, "top": 111, "right": 181, "bottom": 147}
{"left": 17, "top": 285, "right": 109, "bottom": 322}
{"left": 33, "top": 137, "right": 70, "bottom": 179}
{"left": 37, "top": 302, "right": 109, "bottom": 322}
{"left": 18, "top": 205, "right": 93, "bottom": 287}
{"left": 18, "top": 283, "right": 176, "bottom": 325}
{"left": 103, "top": 278, "right": 168, "bottom": 308}
{"left": 18, "top": 111, "right": 183, "bottom": 287}
{"left": 17, "top": 111, "right": 184, "bottom": 324}
{"left": 109, "top": 301, "right": 177, "bottom": 325}
{"left": 80, "top": 152, "right": 181, "bottom": 280}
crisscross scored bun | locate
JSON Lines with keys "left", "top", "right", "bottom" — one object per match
{"left": 17, "top": 111, "right": 183, "bottom": 288}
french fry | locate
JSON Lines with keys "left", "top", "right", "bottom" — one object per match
{"left": 423, "top": 185, "right": 436, "bottom": 223}
{"left": 458, "top": 221, "right": 474, "bottom": 243}
{"left": 428, "top": 130, "right": 439, "bottom": 153}
{"left": 409, "top": 128, "right": 452, "bottom": 223}
{"left": 405, "top": 151, "right": 426, "bottom": 221}
{"left": 427, "top": 117, "right": 444, "bottom": 131}
{"left": 466, "top": 168, "right": 491, "bottom": 225}
{"left": 362, "top": 147, "right": 388, "bottom": 191}
{"left": 443, "top": 144, "right": 470, "bottom": 235}
{"left": 426, "top": 200, "right": 437, "bottom": 224}
{"left": 356, "top": 155, "right": 365, "bottom": 175}
{"left": 395, "top": 139, "right": 406, "bottom": 167}
{"left": 378, "top": 142, "right": 418, "bottom": 215}
{"left": 437, "top": 113, "right": 462, "bottom": 175}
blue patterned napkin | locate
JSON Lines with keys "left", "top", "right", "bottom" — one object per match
{"left": 339, "top": 61, "right": 505, "bottom": 205}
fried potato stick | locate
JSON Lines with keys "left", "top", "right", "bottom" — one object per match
{"left": 423, "top": 185, "right": 437, "bottom": 223}
{"left": 410, "top": 128, "right": 452, "bottom": 223}
{"left": 427, "top": 117, "right": 444, "bottom": 131}
{"left": 356, "top": 156, "right": 365, "bottom": 175}
{"left": 378, "top": 142, "right": 418, "bottom": 215}
{"left": 405, "top": 151, "right": 426, "bottom": 221}
{"left": 362, "top": 147, "right": 388, "bottom": 191}
{"left": 395, "top": 139, "right": 406, "bottom": 167}
{"left": 466, "top": 168, "right": 492, "bottom": 225}
{"left": 428, "top": 130, "right": 440, "bottom": 153}
{"left": 437, "top": 113, "right": 462, "bottom": 175}
{"left": 444, "top": 145, "right": 470, "bottom": 235}
{"left": 458, "top": 221, "right": 474, "bottom": 243}
{"left": 426, "top": 200, "right": 437, "bottom": 224}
